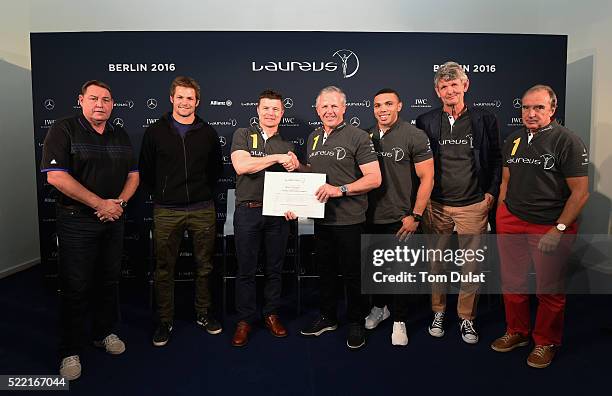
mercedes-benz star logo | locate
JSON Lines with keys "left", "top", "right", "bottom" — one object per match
{"left": 513, "top": 98, "right": 522, "bottom": 109}
{"left": 147, "top": 98, "right": 158, "bottom": 109}
{"left": 350, "top": 117, "right": 361, "bottom": 127}
{"left": 283, "top": 98, "right": 294, "bottom": 109}
{"left": 44, "top": 99, "right": 55, "bottom": 110}
{"left": 332, "top": 49, "right": 360, "bottom": 79}
{"left": 113, "top": 118, "right": 124, "bottom": 127}
{"left": 219, "top": 136, "right": 227, "bottom": 147}
{"left": 250, "top": 117, "right": 259, "bottom": 127}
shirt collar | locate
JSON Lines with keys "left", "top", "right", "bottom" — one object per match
{"left": 78, "top": 114, "right": 114, "bottom": 135}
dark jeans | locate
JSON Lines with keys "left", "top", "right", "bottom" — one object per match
{"left": 154, "top": 206, "right": 216, "bottom": 324}
{"left": 315, "top": 223, "right": 366, "bottom": 324}
{"left": 57, "top": 206, "right": 124, "bottom": 359}
{"left": 367, "top": 222, "right": 411, "bottom": 322}
{"left": 234, "top": 205, "right": 290, "bottom": 323}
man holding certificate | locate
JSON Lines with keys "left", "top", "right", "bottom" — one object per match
{"left": 290, "top": 86, "right": 381, "bottom": 350}
{"left": 229, "top": 89, "right": 296, "bottom": 347}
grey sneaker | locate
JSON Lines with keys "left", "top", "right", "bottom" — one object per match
{"left": 365, "top": 305, "right": 390, "bottom": 330}
{"left": 459, "top": 319, "right": 479, "bottom": 344}
{"left": 428, "top": 312, "right": 445, "bottom": 337}
{"left": 93, "top": 333, "right": 126, "bottom": 355}
{"left": 59, "top": 355, "right": 81, "bottom": 381}
{"left": 391, "top": 321, "right": 409, "bottom": 346}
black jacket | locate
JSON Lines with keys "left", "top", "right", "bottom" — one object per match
{"left": 139, "top": 113, "right": 222, "bottom": 205}
{"left": 416, "top": 107, "right": 502, "bottom": 198}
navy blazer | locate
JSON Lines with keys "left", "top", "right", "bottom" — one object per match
{"left": 416, "top": 106, "right": 502, "bottom": 198}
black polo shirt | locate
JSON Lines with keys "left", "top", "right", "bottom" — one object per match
{"left": 503, "top": 121, "right": 589, "bottom": 224}
{"left": 40, "top": 115, "right": 137, "bottom": 208}
{"left": 366, "top": 119, "right": 432, "bottom": 224}
{"left": 307, "top": 122, "right": 378, "bottom": 226}
{"left": 432, "top": 110, "right": 483, "bottom": 206}
{"left": 231, "top": 125, "right": 295, "bottom": 204}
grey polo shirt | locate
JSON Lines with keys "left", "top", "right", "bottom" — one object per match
{"left": 306, "top": 122, "right": 378, "bottom": 225}
{"left": 503, "top": 120, "right": 588, "bottom": 224}
{"left": 432, "top": 110, "right": 483, "bottom": 206}
{"left": 231, "top": 125, "right": 295, "bottom": 204}
{"left": 366, "top": 119, "right": 432, "bottom": 224}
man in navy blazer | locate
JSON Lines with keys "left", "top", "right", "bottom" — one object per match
{"left": 416, "top": 61, "right": 501, "bottom": 344}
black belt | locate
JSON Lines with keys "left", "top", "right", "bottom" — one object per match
{"left": 57, "top": 204, "right": 96, "bottom": 215}
{"left": 239, "top": 201, "right": 263, "bottom": 208}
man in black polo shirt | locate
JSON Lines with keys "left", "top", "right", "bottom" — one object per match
{"left": 139, "top": 76, "right": 223, "bottom": 347}
{"left": 295, "top": 86, "right": 381, "bottom": 350}
{"left": 416, "top": 61, "right": 501, "bottom": 344}
{"left": 229, "top": 89, "right": 296, "bottom": 347}
{"left": 364, "top": 88, "right": 434, "bottom": 346}
{"left": 41, "top": 80, "right": 139, "bottom": 380}
{"left": 491, "top": 85, "right": 589, "bottom": 368}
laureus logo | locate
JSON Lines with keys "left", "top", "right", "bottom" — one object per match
{"left": 540, "top": 154, "right": 555, "bottom": 170}
{"left": 251, "top": 49, "right": 360, "bottom": 79}
{"left": 332, "top": 49, "right": 360, "bottom": 79}
{"left": 334, "top": 147, "right": 347, "bottom": 161}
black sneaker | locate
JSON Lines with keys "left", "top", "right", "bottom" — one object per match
{"left": 196, "top": 313, "right": 223, "bottom": 335}
{"left": 152, "top": 323, "right": 172, "bottom": 347}
{"left": 347, "top": 323, "right": 366, "bottom": 350}
{"left": 459, "top": 318, "right": 479, "bottom": 344}
{"left": 300, "top": 315, "right": 338, "bottom": 336}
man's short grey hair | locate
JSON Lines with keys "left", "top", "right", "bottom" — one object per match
{"left": 434, "top": 61, "right": 468, "bottom": 87}
{"left": 523, "top": 84, "right": 558, "bottom": 109}
{"left": 316, "top": 86, "right": 346, "bottom": 106}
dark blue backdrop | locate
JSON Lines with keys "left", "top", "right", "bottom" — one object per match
{"left": 30, "top": 31, "right": 567, "bottom": 278}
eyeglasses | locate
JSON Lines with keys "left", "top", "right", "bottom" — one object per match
{"left": 521, "top": 105, "right": 548, "bottom": 113}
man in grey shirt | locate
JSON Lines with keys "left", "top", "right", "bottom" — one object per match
{"left": 287, "top": 86, "right": 381, "bottom": 350}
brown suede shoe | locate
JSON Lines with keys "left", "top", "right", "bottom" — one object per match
{"left": 527, "top": 345, "right": 557, "bottom": 368}
{"left": 264, "top": 314, "right": 288, "bottom": 338}
{"left": 491, "top": 332, "right": 530, "bottom": 352}
{"left": 232, "top": 321, "right": 251, "bottom": 347}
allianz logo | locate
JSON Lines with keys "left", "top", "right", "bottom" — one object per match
{"left": 210, "top": 100, "right": 232, "bottom": 107}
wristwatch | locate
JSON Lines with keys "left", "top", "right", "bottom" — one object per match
{"left": 119, "top": 199, "right": 128, "bottom": 208}
{"left": 408, "top": 211, "right": 423, "bottom": 223}
{"left": 556, "top": 223, "right": 567, "bottom": 232}
{"left": 339, "top": 185, "right": 348, "bottom": 197}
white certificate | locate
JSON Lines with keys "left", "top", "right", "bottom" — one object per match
{"left": 262, "top": 172, "right": 326, "bottom": 218}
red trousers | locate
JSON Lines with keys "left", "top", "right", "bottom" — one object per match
{"left": 496, "top": 203, "right": 577, "bottom": 345}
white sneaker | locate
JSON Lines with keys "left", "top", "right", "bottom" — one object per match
{"left": 391, "top": 321, "right": 409, "bottom": 346}
{"left": 93, "top": 333, "right": 126, "bottom": 355}
{"left": 365, "top": 306, "right": 390, "bottom": 330}
{"left": 60, "top": 355, "right": 81, "bottom": 381}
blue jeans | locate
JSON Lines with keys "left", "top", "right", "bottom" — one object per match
{"left": 233, "top": 205, "right": 290, "bottom": 323}
{"left": 56, "top": 206, "right": 124, "bottom": 358}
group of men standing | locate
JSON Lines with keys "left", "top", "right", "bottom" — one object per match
{"left": 41, "top": 61, "right": 589, "bottom": 380}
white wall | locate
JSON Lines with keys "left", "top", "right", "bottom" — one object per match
{"left": 2, "top": 0, "right": 611, "bottom": 275}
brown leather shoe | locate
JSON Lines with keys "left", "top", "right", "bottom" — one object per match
{"left": 491, "top": 332, "right": 529, "bottom": 352}
{"left": 264, "top": 314, "right": 288, "bottom": 338}
{"left": 232, "top": 321, "right": 251, "bottom": 347}
{"left": 527, "top": 344, "right": 557, "bottom": 368}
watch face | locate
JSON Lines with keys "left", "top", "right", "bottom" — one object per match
{"left": 556, "top": 223, "right": 567, "bottom": 231}
{"left": 340, "top": 185, "right": 348, "bottom": 193}
{"left": 120, "top": 201, "right": 128, "bottom": 208}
